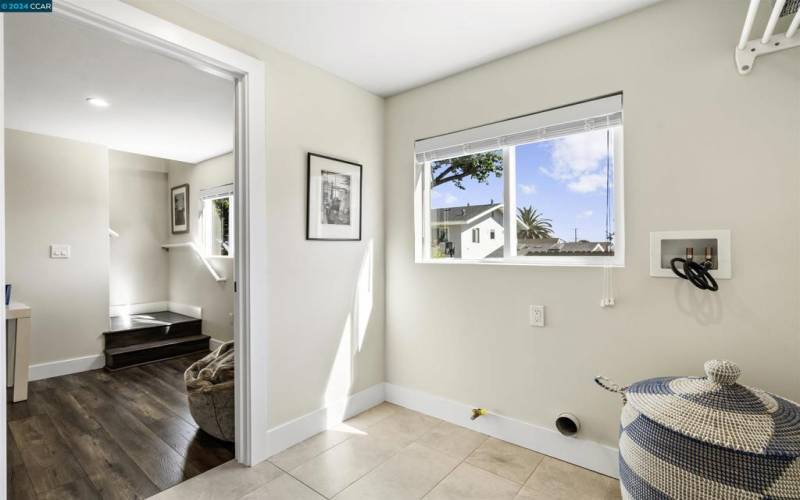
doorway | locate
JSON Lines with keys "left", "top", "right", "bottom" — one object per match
{"left": 1, "top": 0, "right": 267, "bottom": 496}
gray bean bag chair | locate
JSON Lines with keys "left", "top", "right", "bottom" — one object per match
{"left": 185, "top": 341, "right": 235, "bottom": 442}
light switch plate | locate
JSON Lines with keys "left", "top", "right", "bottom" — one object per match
{"left": 50, "top": 244, "right": 71, "bottom": 259}
{"left": 529, "top": 305, "right": 545, "bottom": 327}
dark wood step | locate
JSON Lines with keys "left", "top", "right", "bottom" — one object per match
{"left": 105, "top": 335, "right": 210, "bottom": 371}
{"left": 104, "top": 312, "right": 202, "bottom": 349}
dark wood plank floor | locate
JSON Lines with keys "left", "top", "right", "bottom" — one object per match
{"left": 7, "top": 353, "right": 235, "bottom": 500}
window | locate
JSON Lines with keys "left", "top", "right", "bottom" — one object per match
{"left": 200, "top": 184, "right": 234, "bottom": 257}
{"left": 415, "top": 94, "right": 623, "bottom": 266}
{"left": 472, "top": 228, "right": 480, "bottom": 243}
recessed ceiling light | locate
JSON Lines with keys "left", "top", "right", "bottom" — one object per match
{"left": 86, "top": 97, "right": 109, "bottom": 108}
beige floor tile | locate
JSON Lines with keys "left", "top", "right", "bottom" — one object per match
{"left": 270, "top": 428, "right": 360, "bottom": 471}
{"left": 465, "top": 437, "right": 544, "bottom": 484}
{"left": 148, "top": 460, "right": 282, "bottom": 500}
{"left": 341, "top": 402, "right": 401, "bottom": 431}
{"left": 417, "top": 421, "right": 487, "bottom": 460}
{"left": 366, "top": 407, "right": 442, "bottom": 449}
{"left": 240, "top": 473, "right": 325, "bottom": 500}
{"left": 334, "top": 443, "right": 460, "bottom": 500}
{"left": 515, "top": 457, "right": 621, "bottom": 500}
{"left": 423, "top": 463, "right": 520, "bottom": 500}
{"left": 289, "top": 434, "right": 400, "bottom": 498}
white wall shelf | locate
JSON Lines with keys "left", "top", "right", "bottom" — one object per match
{"left": 161, "top": 242, "right": 227, "bottom": 282}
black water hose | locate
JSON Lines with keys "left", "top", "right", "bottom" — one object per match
{"left": 670, "top": 257, "right": 718, "bottom": 292}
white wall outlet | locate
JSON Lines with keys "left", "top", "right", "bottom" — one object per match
{"left": 529, "top": 305, "right": 545, "bottom": 327}
{"left": 50, "top": 244, "right": 71, "bottom": 259}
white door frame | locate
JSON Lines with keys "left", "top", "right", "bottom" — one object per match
{"left": 0, "top": 1, "right": 268, "bottom": 494}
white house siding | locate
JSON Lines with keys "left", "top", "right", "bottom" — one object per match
{"left": 460, "top": 212, "right": 504, "bottom": 259}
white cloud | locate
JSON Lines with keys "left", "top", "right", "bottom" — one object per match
{"left": 540, "top": 130, "right": 609, "bottom": 194}
{"left": 568, "top": 174, "right": 607, "bottom": 193}
{"left": 519, "top": 183, "right": 537, "bottom": 195}
{"left": 444, "top": 194, "right": 458, "bottom": 204}
{"left": 577, "top": 210, "right": 594, "bottom": 219}
{"left": 431, "top": 190, "right": 442, "bottom": 199}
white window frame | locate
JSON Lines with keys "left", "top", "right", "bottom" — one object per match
{"left": 415, "top": 123, "right": 624, "bottom": 268}
{"left": 200, "top": 185, "right": 235, "bottom": 258}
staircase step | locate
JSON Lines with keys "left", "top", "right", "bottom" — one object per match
{"left": 105, "top": 334, "right": 210, "bottom": 371}
{"left": 104, "top": 311, "right": 202, "bottom": 349}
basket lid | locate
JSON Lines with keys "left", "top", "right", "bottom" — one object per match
{"left": 625, "top": 360, "right": 800, "bottom": 456}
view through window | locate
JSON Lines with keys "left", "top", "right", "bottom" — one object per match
{"left": 429, "top": 128, "right": 616, "bottom": 261}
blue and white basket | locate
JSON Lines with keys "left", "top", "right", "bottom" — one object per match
{"left": 597, "top": 360, "right": 800, "bottom": 499}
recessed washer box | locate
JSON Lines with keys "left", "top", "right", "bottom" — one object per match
{"left": 650, "top": 230, "right": 731, "bottom": 279}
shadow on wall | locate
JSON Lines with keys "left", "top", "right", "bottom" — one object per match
{"left": 323, "top": 239, "right": 375, "bottom": 425}
{"left": 673, "top": 279, "right": 722, "bottom": 326}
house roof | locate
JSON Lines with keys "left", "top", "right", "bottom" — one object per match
{"left": 561, "top": 241, "right": 612, "bottom": 253}
{"left": 431, "top": 203, "right": 502, "bottom": 225}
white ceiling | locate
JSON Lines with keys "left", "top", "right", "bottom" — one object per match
{"left": 179, "top": 0, "right": 661, "bottom": 97}
{"left": 5, "top": 14, "right": 234, "bottom": 164}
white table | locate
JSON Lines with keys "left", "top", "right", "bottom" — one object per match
{"left": 7, "top": 302, "right": 31, "bottom": 402}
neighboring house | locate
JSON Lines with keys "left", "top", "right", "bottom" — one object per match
{"left": 431, "top": 203, "right": 505, "bottom": 259}
{"left": 518, "top": 237, "right": 565, "bottom": 255}
{"left": 432, "top": 203, "right": 614, "bottom": 258}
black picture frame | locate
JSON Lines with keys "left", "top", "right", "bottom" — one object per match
{"left": 306, "top": 153, "right": 363, "bottom": 241}
{"left": 171, "top": 183, "right": 190, "bottom": 234}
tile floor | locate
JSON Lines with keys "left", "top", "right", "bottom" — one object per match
{"left": 150, "top": 403, "right": 621, "bottom": 500}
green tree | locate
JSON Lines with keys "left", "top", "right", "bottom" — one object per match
{"left": 517, "top": 206, "right": 554, "bottom": 239}
{"left": 431, "top": 151, "right": 503, "bottom": 189}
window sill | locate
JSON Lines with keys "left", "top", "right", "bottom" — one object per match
{"left": 416, "top": 256, "right": 624, "bottom": 268}
{"left": 205, "top": 255, "right": 234, "bottom": 260}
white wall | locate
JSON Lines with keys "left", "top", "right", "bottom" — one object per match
{"left": 384, "top": 0, "right": 800, "bottom": 449}
{"left": 167, "top": 153, "right": 235, "bottom": 342}
{"left": 127, "top": 0, "right": 386, "bottom": 427}
{"left": 109, "top": 150, "right": 169, "bottom": 307}
{"left": 5, "top": 129, "right": 110, "bottom": 365}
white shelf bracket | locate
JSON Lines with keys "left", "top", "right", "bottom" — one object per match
{"left": 736, "top": 0, "right": 800, "bottom": 74}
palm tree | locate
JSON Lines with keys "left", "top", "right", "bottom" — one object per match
{"left": 517, "top": 206, "right": 554, "bottom": 239}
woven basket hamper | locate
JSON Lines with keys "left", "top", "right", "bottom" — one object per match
{"left": 597, "top": 360, "right": 800, "bottom": 499}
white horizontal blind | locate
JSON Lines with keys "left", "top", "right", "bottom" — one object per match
{"left": 199, "top": 183, "right": 234, "bottom": 200}
{"left": 415, "top": 94, "right": 622, "bottom": 163}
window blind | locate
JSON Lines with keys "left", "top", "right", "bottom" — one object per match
{"left": 414, "top": 94, "right": 622, "bottom": 163}
{"left": 199, "top": 183, "right": 234, "bottom": 200}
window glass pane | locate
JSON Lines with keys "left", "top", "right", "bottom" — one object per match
{"left": 515, "top": 129, "right": 614, "bottom": 257}
{"left": 429, "top": 150, "right": 504, "bottom": 259}
{"left": 204, "top": 196, "right": 231, "bottom": 256}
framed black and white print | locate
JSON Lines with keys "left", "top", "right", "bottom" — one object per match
{"left": 307, "top": 153, "right": 362, "bottom": 241}
{"left": 171, "top": 183, "right": 190, "bottom": 234}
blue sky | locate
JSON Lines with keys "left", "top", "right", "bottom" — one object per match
{"left": 431, "top": 130, "right": 614, "bottom": 242}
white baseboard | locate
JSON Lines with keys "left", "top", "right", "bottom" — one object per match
{"left": 168, "top": 302, "right": 202, "bottom": 319}
{"left": 266, "top": 383, "right": 386, "bottom": 457}
{"left": 109, "top": 301, "right": 169, "bottom": 317}
{"left": 29, "top": 354, "right": 105, "bottom": 381}
{"left": 108, "top": 301, "right": 202, "bottom": 319}
{"left": 384, "top": 383, "right": 619, "bottom": 479}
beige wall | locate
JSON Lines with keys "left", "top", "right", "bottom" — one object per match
{"left": 5, "top": 129, "right": 110, "bottom": 365}
{"left": 128, "top": 1, "right": 386, "bottom": 428}
{"left": 167, "top": 153, "right": 235, "bottom": 342}
{"left": 109, "top": 150, "right": 169, "bottom": 307}
{"left": 384, "top": 0, "right": 800, "bottom": 448}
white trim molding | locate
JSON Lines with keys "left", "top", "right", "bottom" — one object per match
{"left": 384, "top": 383, "right": 620, "bottom": 478}
{"left": 266, "top": 384, "right": 386, "bottom": 458}
{"left": 29, "top": 354, "right": 105, "bottom": 382}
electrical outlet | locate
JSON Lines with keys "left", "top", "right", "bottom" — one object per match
{"left": 50, "top": 244, "right": 71, "bottom": 259}
{"left": 529, "top": 305, "right": 545, "bottom": 327}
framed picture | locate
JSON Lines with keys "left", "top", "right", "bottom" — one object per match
{"left": 307, "top": 153, "right": 362, "bottom": 241}
{"left": 171, "top": 183, "right": 190, "bottom": 234}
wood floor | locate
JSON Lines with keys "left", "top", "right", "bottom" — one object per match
{"left": 7, "top": 353, "right": 235, "bottom": 500}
